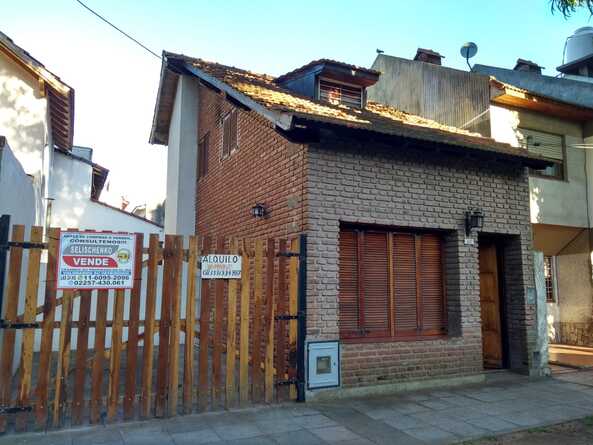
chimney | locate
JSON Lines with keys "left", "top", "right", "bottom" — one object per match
{"left": 413, "top": 48, "right": 444, "bottom": 65}
{"left": 513, "top": 58, "right": 543, "bottom": 74}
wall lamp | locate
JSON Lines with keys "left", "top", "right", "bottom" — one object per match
{"left": 465, "top": 209, "right": 484, "bottom": 236}
{"left": 251, "top": 203, "right": 268, "bottom": 219}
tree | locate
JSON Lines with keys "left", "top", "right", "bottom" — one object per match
{"left": 550, "top": 0, "right": 593, "bottom": 17}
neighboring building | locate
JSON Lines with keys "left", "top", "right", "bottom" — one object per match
{"left": 0, "top": 30, "right": 163, "bottom": 235}
{"left": 151, "top": 52, "right": 550, "bottom": 395}
{"left": 368, "top": 42, "right": 593, "bottom": 355}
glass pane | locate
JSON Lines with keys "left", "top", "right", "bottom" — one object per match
{"left": 316, "top": 356, "right": 331, "bottom": 374}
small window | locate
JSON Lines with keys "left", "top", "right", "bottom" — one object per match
{"left": 544, "top": 255, "right": 558, "bottom": 303}
{"left": 518, "top": 128, "right": 565, "bottom": 180}
{"left": 318, "top": 78, "right": 363, "bottom": 108}
{"left": 198, "top": 133, "right": 209, "bottom": 179}
{"left": 222, "top": 109, "right": 238, "bottom": 157}
{"left": 338, "top": 226, "right": 447, "bottom": 340}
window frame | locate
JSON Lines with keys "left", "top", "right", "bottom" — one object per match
{"left": 317, "top": 76, "right": 364, "bottom": 108}
{"left": 518, "top": 127, "right": 567, "bottom": 181}
{"left": 197, "top": 132, "right": 209, "bottom": 180}
{"left": 338, "top": 225, "right": 448, "bottom": 343}
{"left": 544, "top": 255, "right": 559, "bottom": 303}
{"left": 221, "top": 109, "right": 239, "bottom": 159}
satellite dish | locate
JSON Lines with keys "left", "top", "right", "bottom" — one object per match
{"left": 460, "top": 42, "right": 478, "bottom": 59}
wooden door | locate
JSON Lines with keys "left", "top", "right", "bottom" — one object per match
{"left": 479, "top": 242, "right": 503, "bottom": 368}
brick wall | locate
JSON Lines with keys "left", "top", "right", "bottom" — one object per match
{"left": 306, "top": 139, "right": 536, "bottom": 387}
{"left": 196, "top": 85, "right": 306, "bottom": 240}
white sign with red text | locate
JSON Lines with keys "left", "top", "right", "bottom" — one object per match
{"left": 201, "top": 254, "right": 242, "bottom": 279}
{"left": 57, "top": 231, "right": 137, "bottom": 289}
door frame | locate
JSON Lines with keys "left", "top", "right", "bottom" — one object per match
{"left": 478, "top": 234, "right": 510, "bottom": 369}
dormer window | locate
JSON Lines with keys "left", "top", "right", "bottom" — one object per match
{"left": 318, "top": 78, "right": 363, "bottom": 108}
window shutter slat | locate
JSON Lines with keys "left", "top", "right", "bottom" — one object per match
{"left": 419, "top": 234, "right": 445, "bottom": 332}
{"left": 518, "top": 128, "right": 563, "bottom": 161}
{"left": 361, "top": 232, "right": 390, "bottom": 335}
{"left": 339, "top": 230, "right": 359, "bottom": 335}
{"left": 393, "top": 234, "right": 418, "bottom": 333}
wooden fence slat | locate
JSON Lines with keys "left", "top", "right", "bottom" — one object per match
{"left": 124, "top": 233, "right": 144, "bottom": 420}
{"left": 0, "top": 225, "right": 25, "bottom": 432}
{"left": 90, "top": 290, "right": 108, "bottom": 423}
{"left": 72, "top": 290, "right": 92, "bottom": 425}
{"left": 141, "top": 234, "right": 159, "bottom": 418}
{"left": 198, "top": 236, "right": 211, "bottom": 411}
{"left": 288, "top": 237, "right": 299, "bottom": 400}
{"left": 225, "top": 239, "right": 238, "bottom": 409}
{"left": 53, "top": 289, "right": 73, "bottom": 427}
{"left": 183, "top": 235, "right": 198, "bottom": 413}
{"left": 35, "top": 227, "right": 60, "bottom": 428}
{"left": 15, "top": 226, "right": 43, "bottom": 431}
{"left": 276, "top": 239, "right": 287, "bottom": 402}
{"left": 107, "top": 289, "right": 125, "bottom": 421}
{"left": 212, "top": 236, "right": 225, "bottom": 407}
{"left": 252, "top": 239, "right": 264, "bottom": 402}
{"left": 239, "top": 239, "right": 251, "bottom": 406}
{"left": 156, "top": 235, "right": 174, "bottom": 417}
{"left": 167, "top": 236, "right": 183, "bottom": 417}
{"left": 264, "top": 239, "right": 276, "bottom": 403}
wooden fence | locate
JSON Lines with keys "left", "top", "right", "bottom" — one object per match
{"left": 0, "top": 219, "right": 303, "bottom": 433}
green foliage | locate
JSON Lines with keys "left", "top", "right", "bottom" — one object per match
{"left": 550, "top": 0, "right": 593, "bottom": 17}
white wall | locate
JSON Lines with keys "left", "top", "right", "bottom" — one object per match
{"left": 0, "top": 142, "right": 37, "bottom": 229}
{"left": 489, "top": 105, "right": 588, "bottom": 228}
{"left": 165, "top": 75, "right": 199, "bottom": 236}
{"left": 49, "top": 151, "right": 163, "bottom": 235}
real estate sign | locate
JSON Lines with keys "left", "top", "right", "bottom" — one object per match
{"left": 201, "top": 254, "right": 242, "bottom": 279}
{"left": 57, "top": 231, "right": 137, "bottom": 289}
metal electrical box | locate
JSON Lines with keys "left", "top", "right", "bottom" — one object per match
{"left": 307, "top": 341, "right": 340, "bottom": 389}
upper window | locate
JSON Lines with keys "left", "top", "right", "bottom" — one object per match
{"left": 518, "top": 128, "right": 565, "bottom": 180}
{"left": 198, "top": 133, "right": 209, "bottom": 179}
{"left": 544, "top": 255, "right": 558, "bottom": 303}
{"left": 339, "top": 226, "right": 447, "bottom": 340}
{"left": 222, "top": 109, "right": 238, "bottom": 157}
{"left": 318, "top": 78, "right": 363, "bottom": 108}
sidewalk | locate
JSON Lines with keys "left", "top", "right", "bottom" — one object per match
{"left": 2, "top": 371, "right": 593, "bottom": 445}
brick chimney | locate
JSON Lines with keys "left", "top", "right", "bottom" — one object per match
{"left": 413, "top": 48, "right": 444, "bottom": 65}
{"left": 513, "top": 58, "right": 543, "bottom": 74}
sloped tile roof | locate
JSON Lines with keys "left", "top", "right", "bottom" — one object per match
{"left": 153, "top": 52, "right": 549, "bottom": 165}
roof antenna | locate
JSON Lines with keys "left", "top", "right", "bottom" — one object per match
{"left": 460, "top": 42, "right": 478, "bottom": 70}
{"left": 376, "top": 48, "right": 384, "bottom": 54}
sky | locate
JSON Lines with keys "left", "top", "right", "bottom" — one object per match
{"left": 3, "top": 0, "right": 592, "bottom": 210}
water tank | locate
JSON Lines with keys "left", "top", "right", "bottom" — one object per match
{"left": 566, "top": 27, "right": 593, "bottom": 64}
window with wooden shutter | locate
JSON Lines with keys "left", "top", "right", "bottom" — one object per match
{"left": 339, "top": 226, "right": 447, "bottom": 341}
{"left": 222, "top": 109, "right": 238, "bottom": 158}
{"left": 518, "top": 128, "right": 565, "bottom": 180}
{"left": 198, "top": 133, "right": 209, "bottom": 179}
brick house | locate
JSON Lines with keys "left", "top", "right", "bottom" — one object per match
{"left": 150, "top": 53, "right": 550, "bottom": 397}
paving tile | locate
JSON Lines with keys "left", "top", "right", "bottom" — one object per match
{"left": 465, "top": 415, "right": 520, "bottom": 433}
{"left": 357, "top": 406, "right": 399, "bottom": 420}
{"left": 268, "top": 429, "right": 326, "bottom": 445}
{"left": 170, "top": 429, "right": 222, "bottom": 444}
{"left": 0, "top": 433, "right": 75, "bottom": 445}
{"left": 76, "top": 429, "right": 123, "bottom": 445}
{"left": 402, "top": 426, "right": 459, "bottom": 444}
{"left": 225, "top": 436, "right": 276, "bottom": 445}
{"left": 441, "top": 406, "right": 488, "bottom": 421}
{"left": 294, "top": 413, "right": 338, "bottom": 429}
{"left": 255, "top": 418, "right": 302, "bottom": 434}
{"left": 212, "top": 423, "right": 263, "bottom": 441}
{"left": 122, "top": 431, "right": 174, "bottom": 445}
{"left": 309, "top": 425, "right": 361, "bottom": 442}
{"left": 437, "top": 419, "right": 489, "bottom": 439}
{"left": 418, "top": 398, "right": 454, "bottom": 410}
{"left": 391, "top": 402, "right": 431, "bottom": 415}
{"left": 382, "top": 414, "right": 424, "bottom": 430}
{"left": 165, "top": 416, "right": 212, "bottom": 433}
{"left": 496, "top": 411, "right": 548, "bottom": 428}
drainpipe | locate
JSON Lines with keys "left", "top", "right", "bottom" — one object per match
{"left": 296, "top": 233, "right": 307, "bottom": 402}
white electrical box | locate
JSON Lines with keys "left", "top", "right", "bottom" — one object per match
{"left": 307, "top": 341, "right": 340, "bottom": 389}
